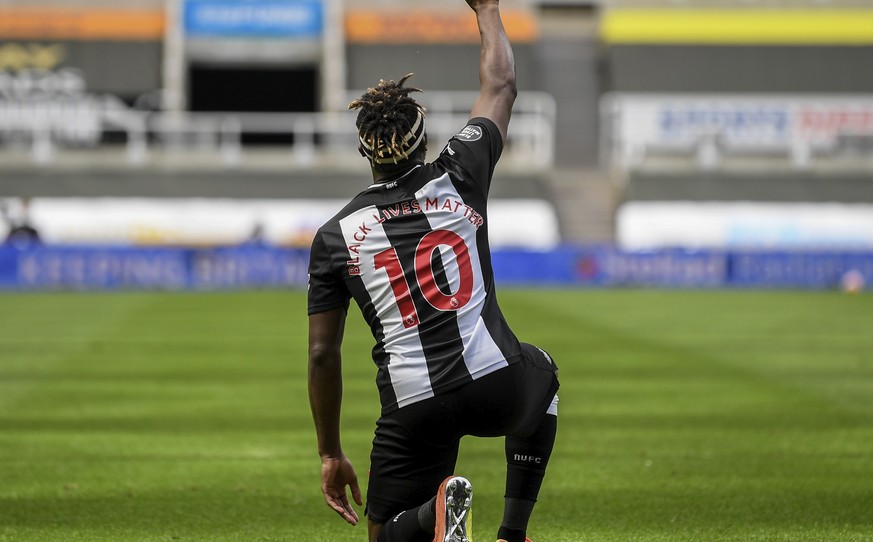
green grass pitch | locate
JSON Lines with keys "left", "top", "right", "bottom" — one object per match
{"left": 1, "top": 290, "right": 872, "bottom": 541}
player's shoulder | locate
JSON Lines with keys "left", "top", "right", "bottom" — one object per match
{"left": 455, "top": 117, "right": 502, "bottom": 143}
{"left": 310, "top": 195, "right": 364, "bottom": 252}
{"left": 448, "top": 117, "right": 502, "bottom": 149}
{"left": 435, "top": 117, "right": 502, "bottom": 161}
{"left": 430, "top": 117, "right": 503, "bottom": 192}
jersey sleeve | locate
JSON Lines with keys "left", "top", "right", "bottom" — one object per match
{"left": 434, "top": 117, "right": 504, "bottom": 196}
{"left": 307, "top": 229, "right": 350, "bottom": 315}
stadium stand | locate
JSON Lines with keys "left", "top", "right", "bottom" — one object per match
{"left": 2, "top": 0, "right": 873, "bottom": 251}
{"left": 0, "top": 0, "right": 605, "bottom": 246}
{"left": 600, "top": 0, "right": 873, "bottom": 251}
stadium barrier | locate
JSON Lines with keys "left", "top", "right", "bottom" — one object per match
{"left": 0, "top": 246, "right": 309, "bottom": 290}
{"left": 0, "top": 69, "right": 555, "bottom": 171}
{"left": 1, "top": 246, "right": 871, "bottom": 291}
{"left": 602, "top": 93, "right": 873, "bottom": 172}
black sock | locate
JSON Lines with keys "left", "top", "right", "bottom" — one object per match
{"left": 417, "top": 495, "right": 437, "bottom": 533}
{"left": 498, "top": 497, "right": 535, "bottom": 542}
{"left": 376, "top": 497, "right": 436, "bottom": 542}
{"left": 500, "top": 413, "right": 557, "bottom": 542}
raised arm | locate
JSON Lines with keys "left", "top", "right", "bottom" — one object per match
{"left": 308, "top": 307, "right": 362, "bottom": 526}
{"left": 466, "top": 0, "right": 517, "bottom": 143}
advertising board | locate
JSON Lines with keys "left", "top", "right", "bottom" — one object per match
{"left": 0, "top": 198, "right": 559, "bottom": 250}
{"left": 184, "top": 0, "right": 323, "bottom": 38}
{"left": 345, "top": 9, "right": 537, "bottom": 44}
{"left": 2, "top": 246, "right": 870, "bottom": 290}
{"left": 606, "top": 94, "right": 873, "bottom": 169}
{"left": 617, "top": 202, "right": 873, "bottom": 251}
{"left": 0, "top": 7, "right": 164, "bottom": 41}
{"left": 0, "top": 247, "right": 309, "bottom": 290}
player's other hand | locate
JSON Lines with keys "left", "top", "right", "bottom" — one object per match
{"left": 465, "top": 0, "right": 500, "bottom": 11}
{"left": 320, "top": 454, "right": 363, "bottom": 526}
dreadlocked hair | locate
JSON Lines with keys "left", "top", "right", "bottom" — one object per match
{"left": 348, "top": 73, "right": 426, "bottom": 166}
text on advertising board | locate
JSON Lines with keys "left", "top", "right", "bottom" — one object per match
{"left": 184, "top": 0, "right": 323, "bottom": 38}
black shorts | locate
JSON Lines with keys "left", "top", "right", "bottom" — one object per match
{"left": 365, "top": 343, "right": 559, "bottom": 524}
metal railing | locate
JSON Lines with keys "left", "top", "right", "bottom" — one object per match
{"left": 0, "top": 89, "right": 556, "bottom": 170}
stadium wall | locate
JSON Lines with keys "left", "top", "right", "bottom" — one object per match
{"left": 343, "top": 8, "right": 539, "bottom": 92}
{"left": 346, "top": 44, "right": 539, "bottom": 93}
{"left": 606, "top": 45, "right": 873, "bottom": 94}
{"left": 625, "top": 171, "right": 873, "bottom": 204}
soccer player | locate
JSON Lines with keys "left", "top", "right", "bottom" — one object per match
{"left": 307, "top": 1, "right": 559, "bottom": 541}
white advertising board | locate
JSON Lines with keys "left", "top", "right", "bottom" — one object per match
{"left": 618, "top": 202, "right": 873, "bottom": 251}
{"left": 605, "top": 93, "right": 873, "bottom": 169}
{"left": 0, "top": 197, "right": 560, "bottom": 250}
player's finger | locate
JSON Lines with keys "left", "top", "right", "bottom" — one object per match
{"left": 350, "top": 478, "right": 363, "bottom": 506}
{"left": 324, "top": 493, "right": 341, "bottom": 514}
{"left": 339, "top": 493, "right": 359, "bottom": 523}
{"left": 326, "top": 493, "right": 357, "bottom": 525}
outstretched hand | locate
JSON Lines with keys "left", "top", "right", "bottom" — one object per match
{"left": 320, "top": 455, "right": 363, "bottom": 526}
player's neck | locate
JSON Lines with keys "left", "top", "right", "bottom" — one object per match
{"left": 370, "top": 161, "right": 423, "bottom": 185}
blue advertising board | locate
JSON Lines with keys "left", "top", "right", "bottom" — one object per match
{"left": 1, "top": 246, "right": 872, "bottom": 290}
{"left": 728, "top": 251, "right": 873, "bottom": 289}
{"left": 184, "top": 0, "right": 323, "bottom": 38}
{"left": 658, "top": 106, "right": 791, "bottom": 143}
{"left": 0, "top": 247, "right": 310, "bottom": 290}
{"left": 493, "top": 247, "right": 727, "bottom": 287}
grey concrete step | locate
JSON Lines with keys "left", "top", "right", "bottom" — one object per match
{"left": 544, "top": 167, "right": 618, "bottom": 243}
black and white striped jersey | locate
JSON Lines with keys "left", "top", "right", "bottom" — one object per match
{"left": 308, "top": 117, "right": 523, "bottom": 414}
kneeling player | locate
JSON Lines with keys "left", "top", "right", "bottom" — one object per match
{"left": 307, "top": 1, "right": 559, "bottom": 541}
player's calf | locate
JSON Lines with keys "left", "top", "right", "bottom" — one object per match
{"left": 500, "top": 412, "right": 557, "bottom": 542}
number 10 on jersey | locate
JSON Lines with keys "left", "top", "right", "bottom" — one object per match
{"left": 374, "top": 230, "right": 474, "bottom": 328}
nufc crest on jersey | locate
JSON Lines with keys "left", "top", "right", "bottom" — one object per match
{"left": 308, "top": 118, "right": 523, "bottom": 414}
